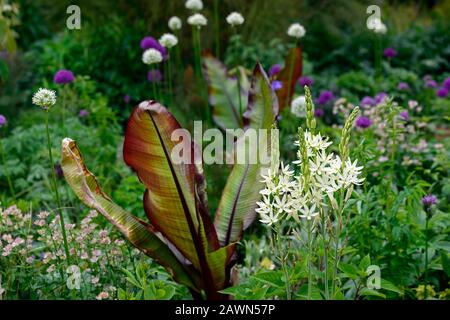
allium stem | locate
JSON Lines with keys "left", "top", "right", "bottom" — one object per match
{"left": 214, "top": 0, "right": 220, "bottom": 58}
{"left": 45, "top": 112, "right": 71, "bottom": 263}
{"left": 0, "top": 135, "right": 16, "bottom": 202}
{"left": 286, "top": 40, "right": 299, "bottom": 109}
{"left": 168, "top": 50, "right": 174, "bottom": 107}
{"left": 151, "top": 67, "right": 158, "bottom": 101}
{"left": 424, "top": 210, "right": 429, "bottom": 299}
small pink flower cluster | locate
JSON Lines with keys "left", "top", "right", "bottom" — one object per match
{"left": 1, "top": 206, "right": 132, "bottom": 300}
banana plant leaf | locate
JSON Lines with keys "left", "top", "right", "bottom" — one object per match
{"left": 202, "top": 54, "right": 250, "bottom": 131}
{"left": 214, "top": 63, "right": 278, "bottom": 246}
{"left": 122, "top": 101, "right": 235, "bottom": 298}
{"left": 61, "top": 138, "right": 201, "bottom": 291}
{"left": 274, "top": 47, "right": 303, "bottom": 111}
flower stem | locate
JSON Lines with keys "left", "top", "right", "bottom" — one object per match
{"left": 0, "top": 136, "right": 16, "bottom": 202}
{"left": 214, "top": 0, "right": 220, "bottom": 58}
{"left": 168, "top": 50, "right": 174, "bottom": 107}
{"left": 151, "top": 67, "right": 158, "bottom": 101}
{"left": 307, "top": 218, "right": 312, "bottom": 300}
{"left": 45, "top": 112, "right": 70, "bottom": 263}
{"left": 286, "top": 40, "right": 299, "bottom": 109}
{"left": 275, "top": 223, "right": 291, "bottom": 300}
{"left": 424, "top": 210, "right": 429, "bottom": 299}
{"left": 321, "top": 207, "right": 329, "bottom": 299}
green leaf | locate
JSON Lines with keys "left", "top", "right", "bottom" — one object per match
{"left": 360, "top": 288, "right": 386, "bottom": 299}
{"left": 214, "top": 63, "right": 277, "bottom": 245}
{"left": 338, "top": 263, "right": 359, "bottom": 280}
{"left": 202, "top": 54, "right": 250, "bottom": 130}
{"left": 251, "top": 271, "right": 284, "bottom": 288}
{"left": 441, "top": 252, "right": 450, "bottom": 277}
{"left": 359, "top": 255, "right": 371, "bottom": 271}
{"left": 0, "top": 59, "right": 9, "bottom": 82}
{"left": 380, "top": 279, "right": 403, "bottom": 295}
{"left": 61, "top": 138, "right": 200, "bottom": 292}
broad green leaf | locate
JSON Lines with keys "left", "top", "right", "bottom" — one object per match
{"left": 61, "top": 138, "right": 200, "bottom": 291}
{"left": 360, "top": 288, "right": 386, "bottom": 299}
{"left": 380, "top": 279, "right": 403, "bottom": 295}
{"left": 214, "top": 64, "right": 277, "bottom": 245}
{"left": 338, "top": 263, "right": 359, "bottom": 280}
{"left": 202, "top": 54, "right": 250, "bottom": 130}
{"left": 123, "top": 102, "right": 233, "bottom": 296}
{"left": 274, "top": 47, "right": 303, "bottom": 111}
{"left": 251, "top": 271, "right": 284, "bottom": 288}
{"left": 123, "top": 102, "right": 219, "bottom": 269}
{"left": 441, "top": 252, "right": 450, "bottom": 277}
{"left": 0, "top": 59, "right": 9, "bottom": 82}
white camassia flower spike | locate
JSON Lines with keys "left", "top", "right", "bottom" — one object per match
{"left": 168, "top": 16, "right": 182, "bottom": 30}
{"left": 187, "top": 13, "right": 207, "bottom": 28}
{"left": 142, "top": 48, "right": 163, "bottom": 65}
{"left": 185, "top": 0, "right": 203, "bottom": 11}
{"left": 287, "top": 23, "right": 306, "bottom": 39}
{"left": 226, "top": 12, "right": 245, "bottom": 26}
{"left": 159, "top": 33, "right": 178, "bottom": 48}
{"left": 32, "top": 88, "right": 57, "bottom": 110}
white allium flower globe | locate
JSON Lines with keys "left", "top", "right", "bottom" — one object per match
{"left": 142, "top": 48, "right": 163, "bottom": 65}
{"left": 185, "top": 0, "right": 203, "bottom": 11}
{"left": 226, "top": 12, "right": 245, "bottom": 26}
{"left": 372, "top": 18, "right": 387, "bottom": 34}
{"left": 291, "top": 95, "right": 307, "bottom": 118}
{"left": 287, "top": 23, "right": 306, "bottom": 39}
{"left": 159, "top": 33, "right": 178, "bottom": 48}
{"left": 168, "top": 16, "right": 182, "bottom": 30}
{"left": 187, "top": 13, "right": 208, "bottom": 28}
{"left": 32, "top": 88, "right": 57, "bottom": 109}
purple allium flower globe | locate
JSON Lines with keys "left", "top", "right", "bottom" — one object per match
{"left": 360, "top": 96, "right": 376, "bottom": 107}
{"left": 442, "top": 77, "right": 450, "bottom": 90}
{"left": 355, "top": 116, "right": 372, "bottom": 129}
{"left": 398, "top": 82, "right": 410, "bottom": 91}
{"left": 422, "top": 194, "right": 437, "bottom": 207}
{"left": 383, "top": 47, "right": 397, "bottom": 58}
{"left": 400, "top": 111, "right": 409, "bottom": 121}
{"left": 271, "top": 80, "right": 283, "bottom": 91}
{"left": 436, "top": 87, "right": 449, "bottom": 98}
{"left": 140, "top": 36, "right": 167, "bottom": 60}
{"left": 375, "top": 92, "right": 388, "bottom": 104}
{"left": 268, "top": 64, "right": 282, "bottom": 77}
{"left": 314, "top": 108, "right": 324, "bottom": 118}
{"left": 53, "top": 69, "right": 75, "bottom": 84}
{"left": 425, "top": 79, "right": 437, "bottom": 89}
{"left": 0, "top": 114, "right": 6, "bottom": 127}
{"left": 317, "top": 90, "right": 334, "bottom": 105}
{"left": 298, "top": 76, "right": 314, "bottom": 87}
{"left": 148, "top": 69, "right": 163, "bottom": 83}
{"left": 124, "top": 95, "right": 130, "bottom": 104}
{"left": 78, "top": 109, "right": 89, "bottom": 118}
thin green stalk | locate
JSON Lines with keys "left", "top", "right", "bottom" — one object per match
{"left": 321, "top": 207, "right": 329, "bottom": 299}
{"left": 45, "top": 112, "right": 70, "bottom": 263}
{"left": 275, "top": 223, "right": 291, "bottom": 300}
{"left": 424, "top": 211, "right": 429, "bottom": 299}
{"left": 214, "top": 0, "right": 220, "bottom": 58}
{"left": 374, "top": 34, "right": 382, "bottom": 85}
{"left": 286, "top": 40, "right": 299, "bottom": 109}
{"left": 0, "top": 137, "right": 16, "bottom": 202}
{"left": 62, "top": 87, "right": 66, "bottom": 135}
{"left": 151, "top": 67, "right": 158, "bottom": 101}
{"left": 307, "top": 218, "right": 312, "bottom": 300}
{"left": 236, "top": 71, "right": 243, "bottom": 120}
{"left": 331, "top": 188, "right": 345, "bottom": 298}
{"left": 168, "top": 49, "right": 174, "bottom": 107}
